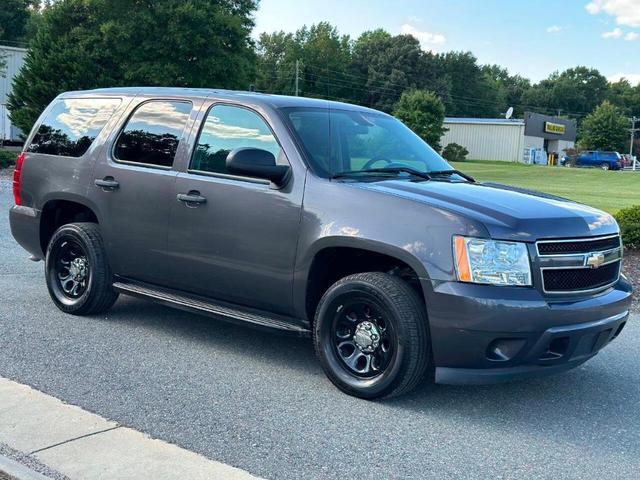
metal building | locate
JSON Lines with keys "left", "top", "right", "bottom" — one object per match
{"left": 441, "top": 113, "right": 576, "bottom": 162}
{"left": 1, "top": 45, "right": 28, "bottom": 143}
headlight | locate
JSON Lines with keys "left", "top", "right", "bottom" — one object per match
{"left": 453, "top": 236, "right": 532, "bottom": 286}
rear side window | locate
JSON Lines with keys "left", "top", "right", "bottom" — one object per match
{"left": 28, "top": 98, "right": 121, "bottom": 157}
{"left": 114, "top": 100, "right": 192, "bottom": 167}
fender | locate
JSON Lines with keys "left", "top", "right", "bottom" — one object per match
{"left": 292, "top": 235, "right": 431, "bottom": 320}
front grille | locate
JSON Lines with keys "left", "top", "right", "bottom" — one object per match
{"left": 543, "top": 262, "right": 620, "bottom": 292}
{"left": 537, "top": 235, "right": 621, "bottom": 255}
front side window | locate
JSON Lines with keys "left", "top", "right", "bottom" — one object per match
{"left": 282, "top": 107, "right": 453, "bottom": 178}
{"left": 114, "top": 101, "right": 192, "bottom": 167}
{"left": 191, "top": 105, "right": 283, "bottom": 175}
{"left": 28, "top": 98, "right": 121, "bottom": 157}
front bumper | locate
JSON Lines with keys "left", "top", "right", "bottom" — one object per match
{"left": 422, "top": 277, "right": 632, "bottom": 384}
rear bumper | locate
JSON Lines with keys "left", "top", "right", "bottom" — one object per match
{"left": 9, "top": 205, "right": 43, "bottom": 259}
{"left": 423, "top": 277, "right": 633, "bottom": 384}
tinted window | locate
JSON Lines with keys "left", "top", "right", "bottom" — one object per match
{"left": 28, "top": 98, "right": 121, "bottom": 157}
{"left": 283, "top": 107, "right": 452, "bottom": 177}
{"left": 191, "top": 105, "right": 282, "bottom": 175}
{"left": 114, "top": 101, "right": 191, "bottom": 167}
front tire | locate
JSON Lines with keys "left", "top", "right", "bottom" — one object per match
{"left": 313, "top": 272, "right": 432, "bottom": 399}
{"left": 600, "top": 162, "right": 610, "bottom": 171}
{"left": 45, "top": 223, "right": 118, "bottom": 315}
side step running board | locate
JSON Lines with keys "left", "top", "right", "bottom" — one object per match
{"left": 113, "top": 279, "right": 310, "bottom": 336}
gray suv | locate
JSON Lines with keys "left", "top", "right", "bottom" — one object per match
{"left": 9, "top": 88, "right": 632, "bottom": 398}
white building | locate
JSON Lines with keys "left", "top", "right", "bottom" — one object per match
{"left": 441, "top": 112, "right": 576, "bottom": 163}
{"left": 1, "top": 45, "right": 28, "bottom": 143}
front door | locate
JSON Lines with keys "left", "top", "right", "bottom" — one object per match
{"left": 166, "top": 104, "right": 302, "bottom": 315}
{"left": 90, "top": 99, "right": 194, "bottom": 284}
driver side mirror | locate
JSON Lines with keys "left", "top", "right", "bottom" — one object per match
{"left": 226, "top": 147, "right": 290, "bottom": 186}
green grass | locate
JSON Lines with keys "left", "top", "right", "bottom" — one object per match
{"left": 450, "top": 160, "right": 639, "bottom": 215}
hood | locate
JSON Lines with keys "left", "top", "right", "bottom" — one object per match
{"left": 354, "top": 179, "right": 618, "bottom": 241}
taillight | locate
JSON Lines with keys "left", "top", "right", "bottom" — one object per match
{"left": 13, "top": 152, "right": 25, "bottom": 205}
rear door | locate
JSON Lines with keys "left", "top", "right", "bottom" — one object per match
{"left": 165, "top": 103, "right": 303, "bottom": 315}
{"left": 90, "top": 97, "right": 198, "bottom": 284}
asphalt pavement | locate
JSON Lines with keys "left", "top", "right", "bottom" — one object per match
{"left": 0, "top": 177, "right": 638, "bottom": 480}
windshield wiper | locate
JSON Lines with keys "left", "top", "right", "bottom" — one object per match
{"left": 331, "top": 167, "right": 432, "bottom": 181}
{"left": 427, "top": 169, "right": 475, "bottom": 182}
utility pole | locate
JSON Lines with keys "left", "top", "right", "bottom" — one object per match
{"left": 295, "top": 60, "right": 299, "bottom": 97}
{"left": 631, "top": 116, "right": 639, "bottom": 171}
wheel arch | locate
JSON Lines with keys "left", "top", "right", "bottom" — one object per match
{"left": 40, "top": 197, "right": 101, "bottom": 254}
{"left": 300, "top": 237, "right": 430, "bottom": 324}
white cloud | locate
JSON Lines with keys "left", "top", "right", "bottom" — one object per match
{"left": 602, "top": 27, "right": 624, "bottom": 38}
{"left": 625, "top": 31, "right": 640, "bottom": 40}
{"left": 608, "top": 72, "right": 640, "bottom": 85}
{"left": 586, "top": 0, "right": 640, "bottom": 27}
{"left": 546, "top": 25, "right": 562, "bottom": 33}
{"left": 400, "top": 24, "right": 446, "bottom": 49}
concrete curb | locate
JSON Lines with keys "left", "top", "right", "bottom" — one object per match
{"left": 0, "top": 454, "right": 51, "bottom": 480}
{"left": 0, "top": 377, "right": 261, "bottom": 480}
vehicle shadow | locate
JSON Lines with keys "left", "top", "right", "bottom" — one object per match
{"left": 105, "top": 294, "right": 321, "bottom": 375}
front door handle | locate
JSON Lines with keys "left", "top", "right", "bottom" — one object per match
{"left": 177, "top": 191, "right": 206, "bottom": 206}
{"left": 94, "top": 177, "right": 119, "bottom": 191}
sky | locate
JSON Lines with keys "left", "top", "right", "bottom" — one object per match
{"left": 253, "top": 0, "right": 640, "bottom": 85}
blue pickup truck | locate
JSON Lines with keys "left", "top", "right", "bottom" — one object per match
{"left": 573, "top": 151, "right": 623, "bottom": 170}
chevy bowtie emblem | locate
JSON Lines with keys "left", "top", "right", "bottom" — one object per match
{"left": 586, "top": 252, "right": 605, "bottom": 269}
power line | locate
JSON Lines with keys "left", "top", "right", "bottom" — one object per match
{"left": 298, "top": 62, "right": 590, "bottom": 118}
{"left": 301, "top": 70, "right": 586, "bottom": 118}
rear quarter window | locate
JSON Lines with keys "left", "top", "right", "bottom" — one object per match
{"left": 28, "top": 98, "right": 121, "bottom": 157}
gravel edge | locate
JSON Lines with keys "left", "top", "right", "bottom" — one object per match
{"left": 0, "top": 444, "right": 69, "bottom": 480}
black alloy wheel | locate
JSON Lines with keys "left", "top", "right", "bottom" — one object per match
{"left": 331, "top": 295, "right": 395, "bottom": 378}
{"left": 314, "top": 272, "right": 432, "bottom": 399}
{"left": 45, "top": 223, "right": 118, "bottom": 315}
{"left": 50, "top": 237, "right": 90, "bottom": 302}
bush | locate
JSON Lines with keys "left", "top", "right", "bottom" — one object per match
{"left": 615, "top": 205, "right": 640, "bottom": 250}
{"left": 442, "top": 143, "right": 469, "bottom": 162}
{"left": 0, "top": 149, "right": 18, "bottom": 169}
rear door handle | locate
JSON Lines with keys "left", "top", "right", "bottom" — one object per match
{"left": 94, "top": 178, "right": 119, "bottom": 190}
{"left": 177, "top": 192, "right": 206, "bottom": 206}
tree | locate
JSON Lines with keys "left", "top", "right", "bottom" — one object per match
{"left": 351, "top": 30, "right": 438, "bottom": 112}
{"left": 0, "top": 0, "right": 34, "bottom": 44}
{"left": 255, "top": 30, "right": 298, "bottom": 95}
{"left": 8, "top": 0, "right": 258, "bottom": 134}
{"left": 255, "top": 22, "right": 352, "bottom": 100}
{"left": 522, "top": 67, "right": 609, "bottom": 118}
{"left": 393, "top": 90, "right": 447, "bottom": 150}
{"left": 579, "top": 101, "right": 628, "bottom": 152}
{"left": 482, "top": 65, "right": 531, "bottom": 116}
{"left": 607, "top": 78, "right": 640, "bottom": 117}
{"left": 436, "top": 52, "right": 503, "bottom": 117}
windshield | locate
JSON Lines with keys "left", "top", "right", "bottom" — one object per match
{"left": 282, "top": 107, "right": 453, "bottom": 178}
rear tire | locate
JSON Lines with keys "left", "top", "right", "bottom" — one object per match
{"left": 45, "top": 223, "right": 118, "bottom": 315}
{"left": 313, "top": 272, "right": 432, "bottom": 399}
